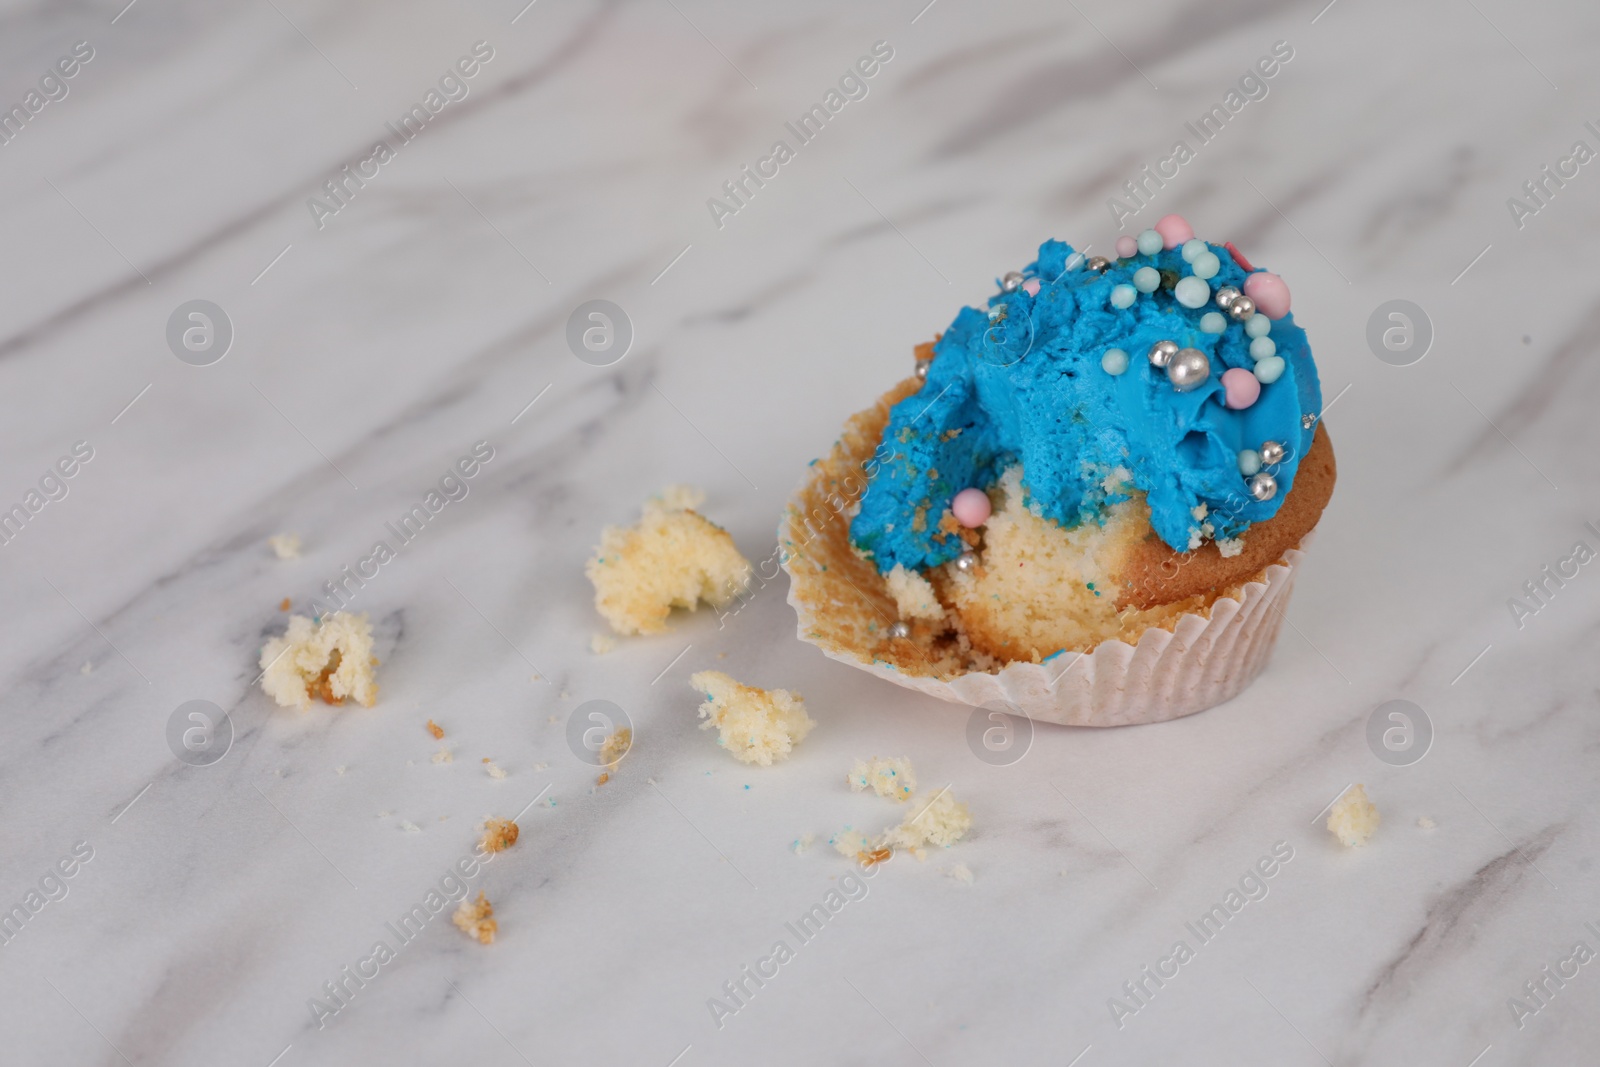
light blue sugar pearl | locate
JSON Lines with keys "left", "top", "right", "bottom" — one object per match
{"left": 1245, "top": 315, "right": 1272, "bottom": 338}
{"left": 1191, "top": 252, "right": 1221, "bottom": 280}
{"left": 1136, "top": 229, "right": 1163, "bottom": 256}
{"left": 1174, "top": 276, "right": 1210, "bottom": 309}
{"left": 1250, "top": 336, "right": 1277, "bottom": 360}
{"left": 1111, "top": 284, "right": 1137, "bottom": 309}
{"left": 1254, "top": 355, "right": 1285, "bottom": 383}
{"left": 1181, "top": 239, "right": 1207, "bottom": 263}
{"left": 1200, "top": 312, "right": 1227, "bottom": 334}
{"left": 1133, "top": 267, "right": 1161, "bottom": 293}
{"left": 1101, "top": 348, "right": 1130, "bottom": 375}
{"left": 1238, "top": 449, "right": 1262, "bottom": 476}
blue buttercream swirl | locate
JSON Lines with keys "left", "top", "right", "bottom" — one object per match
{"left": 850, "top": 238, "right": 1322, "bottom": 573}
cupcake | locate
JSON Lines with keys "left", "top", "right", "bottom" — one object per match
{"left": 782, "top": 217, "right": 1335, "bottom": 726}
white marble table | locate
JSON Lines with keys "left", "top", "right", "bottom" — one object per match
{"left": 2, "top": 0, "right": 1596, "bottom": 1063}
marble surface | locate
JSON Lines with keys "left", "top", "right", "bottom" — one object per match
{"left": 2, "top": 0, "right": 1598, "bottom": 1063}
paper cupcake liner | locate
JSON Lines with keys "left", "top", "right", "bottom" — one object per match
{"left": 779, "top": 380, "right": 1317, "bottom": 726}
{"left": 786, "top": 536, "right": 1309, "bottom": 727}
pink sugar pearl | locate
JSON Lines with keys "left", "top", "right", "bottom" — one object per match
{"left": 951, "top": 488, "right": 991, "bottom": 528}
{"left": 1221, "top": 367, "right": 1261, "bottom": 410}
{"left": 1154, "top": 214, "right": 1194, "bottom": 250}
{"left": 1022, "top": 277, "right": 1040, "bottom": 296}
{"left": 1243, "top": 272, "right": 1291, "bottom": 320}
{"left": 1115, "top": 235, "right": 1138, "bottom": 259}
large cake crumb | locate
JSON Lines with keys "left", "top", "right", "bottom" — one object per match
{"left": 586, "top": 486, "right": 752, "bottom": 635}
{"left": 480, "top": 818, "right": 519, "bottom": 853}
{"left": 259, "top": 612, "right": 378, "bottom": 710}
{"left": 690, "top": 671, "right": 815, "bottom": 765}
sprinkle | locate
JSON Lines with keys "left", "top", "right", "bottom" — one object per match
{"left": 1243, "top": 271, "right": 1291, "bottom": 320}
{"left": 1238, "top": 449, "right": 1262, "bottom": 476}
{"left": 1110, "top": 284, "right": 1137, "bottom": 309}
{"left": 1154, "top": 213, "right": 1194, "bottom": 249}
{"left": 1022, "top": 277, "right": 1040, "bottom": 296}
{"left": 1115, "top": 234, "right": 1138, "bottom": 258}
{"left": 1191, "top": 251, "right": 1221, "bottom": 280}
{"left": 1180, "top": 238, "right": 1207, "bottom": 263}
{"left": 1220, "top": 367, "right": 1261, "bottom": 410}
{"left": 1245, "top": 314, "right": 1272, "bottom": 339}
{"left": 1249, "top": 337, "right": 1277, "bottom": 361}
{"left": 1253, "top": 355, "right": 1286, "bottom": 384}
{"left": 1225, "top": 241, "right": 1254, "bottom": 271}
{"left": 1174, "top": 276, "right": 1210, "bottom": 309}
{"left": 1199, "top": 312, "right": 1227, "bottom": 334}
{"left": 1101, "top": 348, "right": 1129, "bottom": 376}
{"left": 1136, "top": 229, "right": 1163, "bottom": 256}
{"left": 1133, "top": 267, "right": 1161, "bottom": 293}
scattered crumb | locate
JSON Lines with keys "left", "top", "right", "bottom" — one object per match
{"left": 793, "top": 832, "right": 815, "bottom": 855}
{"left": 259, "top": 612, "right": 378, "bottom": 710}
{"left": 1417, "top": 815, "right": 1437, "bottom": 830}
{"left": 485, "top": 761, "right": 507, "bottom": 780}
{"left": 945, "top": 862, "right": 974, "bottom": 885}
{"left": 596, "top": 772, "right": 610, "bottom": 786}
{"left": 848, "top": 756, "right": 917, "bottom": 802}
{"left": 533, "top": 762, "right": 548, "bottom": 772}
{"left": 1216, "top": 537, "right": 1244, "bottom": 558}
{"left": 426, "top": 719, "right": 445, "bottom": 739}
{"left": 398, "top": 820, "right": 422, "bottom": 833}
{"left": 268, "top": 533, "right": 302, "bottom": 559}
{"left": 860, "top": 847, "right": 893, "bottom": 868}
{"left": 431, "top": 749, "right": 454, "bottom": 765}
{"left": 882, "top": 790, "right": 972, "bottom": 851}
{"left": 586, "top": 486, "right": 753, "bottom": 635}
{"left": 481, "top": 818, "right": 519, "bottom": 853}
{"left": 452, "top": 892, "right": 497, "bottom": 944}
{"left": 560, "top": 690, "right": 570, "bottom": 701}
{"left": 79, "top": 661, "right": 93, "bottom": 675}
{"left": 590, "top": 633, "right": 616, "bottom": 655}
{"left": 599, "top": 727, "right": 631, "bottom": 770}
{"left": 334, "top": 765, "right": 347, "bottom": 775}
{"left": 690, "top": 670, "right": 815, "bottom": 765}
{"left": 530, "top": 673, "right": 542, "bottom": 682}
{"left": 278, "top": 597, "right": 291, "bottom": 612}
{"left": 1327, "top": 784, "right": 1380, "bottom": 847}
{"left": 831, "top": 828, "right": 870, "bottom": 859}
{"left": 548, "top": 714, "right": 560, "bottom": 724}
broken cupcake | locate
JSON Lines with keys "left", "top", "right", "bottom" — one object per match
{"left": 783, "top": 218, "right": 1335, "bottom": 725}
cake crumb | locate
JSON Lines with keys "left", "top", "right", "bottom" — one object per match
{"left": 452, "top": 892, "right": 497, "bottom": 944}
{"left": 831, "top": 828, "right": 871, "bottom": 859}
{"left": 1216, "top": 537, "right": 1245, "bottom": 558}
{"left": 691, "top": 671, "right": 815, "bottom": 765}
{"left": 793, "top": 832, "right": 815, "bottom": 855}
{"left": 533, "top": 762, "right": 548, "bottom": 771}
{"left": 599, "top": 727, "right": 632, "bottom": 769}
{"left": 334, "top": 765, "right": 347, "bottom": 775}
{"left": 79, "top": 661, "right": 93, "bottom": 675}
{"left": 481, "top": 818, "right": 519, "bottom": 853}
{"left": 431, "top": 749, "right": 453, "bottom": 764}
{"left": 426, "top": 719, "right": 445, "bottom": 739}
{"left": 848, "top": 756, "right": 917, "bottom": 802}
{"left": 590, "top": 632, "right": 616, "bottom": 655}
{"left": 945, "top": 862, "right": 974, "bottom": 884}
{"left": 259, "top": 612, "right": 378, "bottom": 710}
{"left": 398, "top": 820, "right": 421, "bottom": 833}
{"left": 485, "top": 761, "right": 507, "bottom": 780}
{"left": 1417, "top": 815, "right": 1436, "bottom": 830}
{"left": 586, "top": 487, "right": 753, "bottom": 635}
{"left": 1327, "top": 784, "right": 1381, "bottom": 847}
{"left": 882, "top": 789, "right": 972, "bottom": 851}
{"left": 278, "top": 597, "right": 292, "bottom": 611}
{"left": 268, "top": 533, "right": 302, "bottom": 559}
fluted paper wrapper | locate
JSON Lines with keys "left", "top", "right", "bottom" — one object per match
{"left": 786, "top": 536, "right": 1307, "bottom": 727}
{"left": 780, "top": 379, "right": 1313, "bottom": 727}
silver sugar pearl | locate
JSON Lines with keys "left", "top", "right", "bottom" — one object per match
{"left": 1166, "top": 348, "right": 1212, "bottom": 392}
{"left": 955, "top": 552, "right": 978, "bottom": 573}
{"left": 1147, "top": 339, "right": 1179, "bottom": 368}
{"left": 1259, "top": 440, "right": 1285, "bottom": 466}
{"left": 1301, "top": 413, "right": 1318, "bottom": 429}
{"left": 887, "top": 621, "right": 911, "bottom": 639}
{"left": 1001, "top": 271, "right": 1025, "bottom": 293}
{"left": 914, "top": 360, "right": 930, "bottom": 380}
{"left": 1227, "top": 293, "right": 1256, "bottom": 321}
{"left": 1087, "top": 256, "right": 1111, "bottom": 273}
{"left": 1214, "top": 286, "right": 1242, "bottom": 309}
{"left": 1249, "top": 471, "right": 1278, "bottom": 501}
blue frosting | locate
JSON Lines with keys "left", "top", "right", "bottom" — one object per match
{"left": 850, "top": 239, "right": 1322, "bottom": 573}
